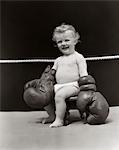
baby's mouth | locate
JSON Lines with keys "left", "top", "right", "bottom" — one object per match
{"left": 61, "top": 45, "right": 69, "bottom": 50}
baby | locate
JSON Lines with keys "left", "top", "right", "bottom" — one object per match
{"left": 49, "top": 23, "right": 88, "bottom": 127}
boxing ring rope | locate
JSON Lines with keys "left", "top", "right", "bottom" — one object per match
{"left": 0, "top": 54, "right": 119, "bottom": 63}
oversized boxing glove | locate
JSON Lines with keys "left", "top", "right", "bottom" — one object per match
{"left": 77, "top": 75, "right": 109, "bottom": 125}
{"left": 24, "top": 79, "right": 40, "bottom": 90}
{"left": 23, "top": 65, "right": 56, "bottom": 109}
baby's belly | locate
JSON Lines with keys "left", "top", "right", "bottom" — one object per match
{"left": 56, "top": 68, "right": 79, "bottom": 84}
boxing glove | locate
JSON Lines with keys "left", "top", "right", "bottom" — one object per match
{"left": 87, "top": 92, "right": 109, "bottom": 124}
{"left": 24, "top": 79, "right": 40, "bottom": 90}
{"left": 77, "top": 75, "right": 109, "bottom": 124}
{"left": 23, "top": 65, "right": 56, "bottom": 109}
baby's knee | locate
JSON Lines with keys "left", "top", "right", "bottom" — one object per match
{"left": 55, "top": 93, "right": 65, "bottom": 103}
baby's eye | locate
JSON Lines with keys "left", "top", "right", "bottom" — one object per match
{"left": 57, "top": 40, "right": 62, "bottom": 44}
{"left": 65, "top": 39, "right": 70, "bottom": 42}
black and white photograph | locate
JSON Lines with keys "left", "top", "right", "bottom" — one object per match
{"left": 0, "top": 0, "right": 119, "bottom": 150}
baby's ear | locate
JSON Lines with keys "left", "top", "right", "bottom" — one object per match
{"left": 74, "top": 38, "right": 78, "bottom": 45}
{"left": 74, "top": 32, "right": 80, "bottom": 44}
{"left": 52, "top": 41, "right": 57, "bottom": 47}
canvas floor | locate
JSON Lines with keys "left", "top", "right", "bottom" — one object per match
{"left": 0, "top": 106, "right": 119, "bottom": 150}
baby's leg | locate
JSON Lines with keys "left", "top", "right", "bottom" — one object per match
{"left": 50, "top": 86, "right": 79, "bottom": 128}
{"left": 49, "top": 91, "right": 66, "bottom": 127}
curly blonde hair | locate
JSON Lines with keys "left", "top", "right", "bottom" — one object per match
{"left": 52, "top": 23, "right": 80, "bottom": 44}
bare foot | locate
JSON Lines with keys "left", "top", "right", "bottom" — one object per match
{"left": 49, "top": 120, "right": 64, "bottom": 128}
{"left": 37, "top": 116, "right": 55, "bottom": 124}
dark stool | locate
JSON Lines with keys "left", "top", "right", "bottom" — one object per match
{"left": 66, "top": 96, "right": 78, "bottom": 110}
{"left": 64, "top": 96, "right": 81, "bottom": 125}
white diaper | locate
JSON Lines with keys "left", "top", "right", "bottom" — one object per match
{"left": 54, "top": 81, "right": 79, "bottom": 93}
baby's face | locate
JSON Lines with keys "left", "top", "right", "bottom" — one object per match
{"left": 55, "top": 30, "right": 77, "bottom": 55}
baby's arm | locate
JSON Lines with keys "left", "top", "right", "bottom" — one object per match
{"left": 76, "top": 53, "right": 88, "bottom": 77}
{"left": 52, "top": 57, "right": 59, "bottom": 71}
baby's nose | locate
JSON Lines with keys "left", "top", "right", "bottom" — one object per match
{"left": 61, "top": 41, "right": 66, "bottom": 45}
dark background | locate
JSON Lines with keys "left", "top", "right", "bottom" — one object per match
{"left": 0, "top": 0, "right": 119, "bottom": 110}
